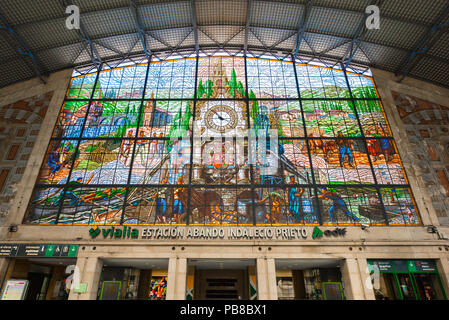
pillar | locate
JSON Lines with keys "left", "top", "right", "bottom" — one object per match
{"left": 68, "top": 257, "right": 103, "bottom": 300}
{"left": 166, "top": 257, "right": 187, "bottom": 300}
{"left": 256, "top": 258, "right": 277, "bottom": 300}
{"left": 436, "top": 258, "right": 449, "bottom": 299}
{"left": 357, "top": 258, "right": 375, "bottom": 300}
{"left": 341, "top": 258, "right": 370, "bottom": 300}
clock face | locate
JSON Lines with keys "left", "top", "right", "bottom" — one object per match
{"left": 205, "top": 105, "right": 238, "bottom": 132}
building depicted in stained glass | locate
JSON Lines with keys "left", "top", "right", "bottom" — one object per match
{"left": 0, "top": 1, "right": 448, "bottom": 302}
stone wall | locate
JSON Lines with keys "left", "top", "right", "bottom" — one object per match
{"left": 392, "top": 92, "right": 449, "bottom": 225}
{"left": 372, "top": 68, "right": 449, "bottom": 226}
{"left": 0, "top": 93, "right": 53, "bottom": 225}
{"left": 0, "top": 69, "right": 72, "bottom": 227}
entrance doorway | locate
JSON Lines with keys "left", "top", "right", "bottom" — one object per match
{"left": 98, "top": 258, "right": 169, "bottom": 300}
{"left": 1, "top": 258, "right": 76, "bottom": 300}
{"left": 275, "top": 259, "right": 344, "bottom": 300}
{"left": 368, "top": 259, "right": 447, "bottom": 300}
{"left": 195, "top": 269, "right": 248, "bottom": 300}
{"left": 189, "top": 259, "right": 256, "bottom": 300}
{"left": 25, "top": 272, "right": 51, "bottom": 300}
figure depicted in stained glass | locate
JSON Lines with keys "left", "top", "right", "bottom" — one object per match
{"left": 119, "top": 130, "right": 134, "bottom": 164}
{"left": 377, "top": 123, "right": 393, "bottom": 162}
{"left": 47, "top": 147, "right": 63, "bottom": 179}
{"left": 154, "top": 177, "right": 169, "bottom": 224}
{"left": 366, "top": 130, "right": 382, "bottom": 161}
{"left": 257, "top": 191, "right": 285, "bottom": 224}
{"left": 209, "top": 203, "right": 240, "bottom": 224}
{"left": 336, "top": 131, "right": 355, "bottom": 168}
{"left": 172, "top": 176, "right": 186, "bottom": 224}
{"left": 157, "top": 133, "right": 165, "bottom": 155}
{"left": 287, "top": 176, "right": 304, "bottom": 223}
{"left": 135, "top": 131, "right": 150, "bottom": 165}
{"left": 316, "top": 187, "right": 359, "bottom": 223}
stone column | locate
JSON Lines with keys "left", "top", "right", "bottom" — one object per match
{"left": 166, "top": 257, "right": 187, "bottom": 300}
{"left": 436, "top": 257, "right": 449, "bottom": 299}
{"left": 256, "top": 258, "right": 277, "bottom": 300}
{"left": 357, "top": 258, "right": 375, "bottom": 300}
{"left": 341, "top": 258, "right": 367, "bottom": 300}
{"left": 68, "top": 257, "right": 103, "bottom": 300}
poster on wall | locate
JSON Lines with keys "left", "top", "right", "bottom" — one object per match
{"left": 1, "top": 279, "right": 29, "bottom": 300}
{"left": 149, "top": 277, "right": 167, "bottom": 300}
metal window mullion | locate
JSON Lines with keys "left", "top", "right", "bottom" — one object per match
{"left": 341, "top": 62, "right": 389, "bottom": 226}
{"left": 55, "top": 64, "right": 102, "bottom": 225}
{"left": 186, "top": 52, "right": 200, "bottom": 225}
{"left": 292, "top": 55, "right": 323, "bottom": 226}
{"left": 120, "top": 56, "right": 152, "bottom": 225}
{"left": 244, "top": 52, "right": 258, "bottom": 226}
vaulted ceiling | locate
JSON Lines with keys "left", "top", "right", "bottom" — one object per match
{"left": 0, "top": 0, "right": 448, "bottom": 88}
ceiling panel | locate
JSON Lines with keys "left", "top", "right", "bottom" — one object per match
{"left": 197, "top": 0, "right": 247, "bottom": 26}
{"left": 0, "top": 0, "right": 448, "bottom": 89}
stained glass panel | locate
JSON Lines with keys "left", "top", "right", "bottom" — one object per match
{"left": 97, "top": 64, "right": 147, "bottom": 99}
{"left": 254, "top": 187, "right": 318, "bottom": 225}
{"left": 380, "top": 188, "right": 420, "bottom": 225}
{"left": 197, "top": 56, "right": 246, "bottom": 98}
{"left": 66, "top": 72, "right": 97, "bottom": 100}
{"left": 68, "top": 139, "right": 133, "bottom": 185}
{"left": 27, "top": 188, "right": 61, "bottom": 224}
{"left": 25, "top": 55, "right": 420, "bottom": 227}
{"left": 123, "top": 187, "right": 187, "bottom": 225}
{"left": 308, "top": 139, "right": 375, "bottom": 185}
{"left": 317, "top": 187, "right": 382, "bottom": 225}
{"left": 247, "top": 58, "right": 298, "bottom": 98}
{"left": 52, "top": 100, "right": 89, "bottom": 138}
{"left": 302, "top": 100, "right": 361, "bottom": 137}
{"left": 296, "top": 64, "right": 350, "bottom": 99}
{"left": 355, "top": 100, "right": 392, "bottom": 138}
{"left": 58, "top": 187, "right": 126, "bottom": 225}
{"left": 82, "top": 100, "right": 141, "bottom": 139}
{"left": 145, "top": 58, "right": 196, "bottom": 99}
{"left": 38, "top": 139, "right": 79, "bottom": 185}
{"left": 189, "top": 187, "right": 254, "bottom": 225}
{"left": 347, "top": 73, "right": 378, "bottom": 99}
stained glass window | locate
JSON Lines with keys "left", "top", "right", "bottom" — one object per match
{"left": 25, "top": 54, "right": 420, "bottom": 227}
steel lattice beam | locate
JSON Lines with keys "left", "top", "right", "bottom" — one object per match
{"left": 342, "top": 0, "right": 380, "bottom": 70}
{"left": 129, "top": 0, "right": 151, "bottom": 60}
{"left": 191, "top": 0, "right": 199, "bottom": 55}
{"left": 62, "top": 0, "right": 102, "bottom": 68}
{"left": 293, "top": 0, "right": 312, "bottom": 59}
{"left": 244, "top": 0, "right": 252, "bottom": 56}
{"left": 0, "top": 13, "right": 47, "bottom": 83}
{"left": 395, "top": 3, "right": 449, "bottom": 81}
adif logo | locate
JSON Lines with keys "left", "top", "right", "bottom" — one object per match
{"left": 65, "top": 5, "right": 80, "bottom": 30}
{"left": 366, "top": 5, "right": 380, "bottom": 30}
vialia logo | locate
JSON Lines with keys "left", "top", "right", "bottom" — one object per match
{"left": 89, "top": 225, "right": 139, "bottom": 239}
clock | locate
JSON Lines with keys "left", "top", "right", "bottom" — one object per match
{"left": 204, "top": 105, "right": 238, "bottom": 132}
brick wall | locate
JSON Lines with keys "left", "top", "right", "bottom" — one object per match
{"left": 0, "top": 92, "right": 53, "bottom": 225}
{"left": 392, "top": 91, "right": 449, "bottom": 223}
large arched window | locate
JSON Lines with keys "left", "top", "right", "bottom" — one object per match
{"left": 24, "top": 53, "right": 420, "bottom": 227}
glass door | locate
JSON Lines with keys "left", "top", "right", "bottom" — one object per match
{"left": 396, "top": 273, "right": 417, "bottom": 300}
{"left": 412, "top": 273, "right": 446, "bottom": 300}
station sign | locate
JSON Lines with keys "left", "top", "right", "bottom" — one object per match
{"left": 0, "top": 244, "right": 78, "bottom": 258}
{"left": 87, "top": 226, "right": 349, "bottom": 241}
